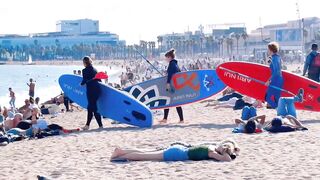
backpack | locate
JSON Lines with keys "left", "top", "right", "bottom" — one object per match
{"left": 313, "top": 53, "right": 320, "bottom": 67}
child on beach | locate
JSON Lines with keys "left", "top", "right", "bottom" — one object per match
{"left": 159, "top": 49, "right": 184, "bottom": 123}
{"left": 110, "top": 139, "right": 240, "bottom": 162}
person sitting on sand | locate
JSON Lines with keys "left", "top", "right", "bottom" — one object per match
{"left": 18, "top": 99, "right": 32, "bottom": 119}
{"left": 35, "top": 97, "right": 40, "bottom": 106}
{"left": 110, "top": 139, "right": 240, "bottom": 162}
{"left": 3, "top": 113, "right": 23, "bottom": 130}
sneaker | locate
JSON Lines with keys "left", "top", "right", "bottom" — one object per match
{"left": 82, "top": 125, "right": 89, "bottom": 131}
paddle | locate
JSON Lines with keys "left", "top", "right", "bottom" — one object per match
{"left": 134, "top": 48, "right": 164, "bottom": 76}
{"left": 218, "top": 66, "right": 296, "bottom": 96}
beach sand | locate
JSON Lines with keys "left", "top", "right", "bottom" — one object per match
{"left": 1, "top": 61, "right": 319, "bottom": 180}
{"left": 1, "top": 100, "right": 320, "bottom": 180}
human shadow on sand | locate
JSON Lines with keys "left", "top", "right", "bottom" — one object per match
{"left": 70, "top": 122, "right": 234, "bottom": 136}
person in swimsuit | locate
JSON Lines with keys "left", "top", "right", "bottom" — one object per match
{"left": 27, "top": 78, "right": 36, "bottom": 98}
{"left": 8, "top": 88, "right": 15, "bottom": 109}
{"left": 110, "top": 139, "right": 240, "bottom": 162}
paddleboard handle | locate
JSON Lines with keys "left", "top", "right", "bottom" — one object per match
{"left": 218, "top": 66, "right": 296, "bottom": 96}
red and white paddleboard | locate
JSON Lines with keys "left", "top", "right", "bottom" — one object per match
{"left": 216, "top": 61, "right": 320, "bottom": 112}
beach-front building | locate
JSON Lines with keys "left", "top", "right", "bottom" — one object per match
{"left": 156, "top": 17, "right": 320, "bottom": 61}
{"left": 56, "top": 19, "right": 99, "bottom": 35}
{"left": 247, "top": 17, "right": 320, "bottom": 61}
{"left": 0, "top": 19, "right": 125, "bottom": 61}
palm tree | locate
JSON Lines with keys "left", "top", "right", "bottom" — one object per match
{"left": 226, "top": 37, "right": 233, "bottom": 57}
{"left": 241, "top": 32, "right": 249, "bottom": 54}
{"left": 218, "top": 36, "right": 225, "bottom": 57}
{"left": 234, "top": 34, "right": 241, "bottom": 55}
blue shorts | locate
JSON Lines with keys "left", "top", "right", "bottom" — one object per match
{"left": 163, "top": 145, "right": 189, "bottom": 161}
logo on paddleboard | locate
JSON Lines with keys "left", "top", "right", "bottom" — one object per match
{"left": 172, "top": 72, "right": 200, "bottom": 91}
{"left": 203, "top": 74, "right": 214, "bottom": 91}
{"left": 128, "top": 85, "right": 170, "bottom": 108}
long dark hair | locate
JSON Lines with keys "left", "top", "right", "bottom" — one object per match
{"left": 83, "top": 56, "right": 93, "bottom": 67}
{"left": 165, "top": 49, "right": 175, "bottom": 59}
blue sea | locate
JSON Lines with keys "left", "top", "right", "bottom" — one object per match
{"left": 0, "top": 65, "right": 121, "bottom": 107}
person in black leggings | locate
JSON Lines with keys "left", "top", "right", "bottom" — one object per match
{"left": 81, "top": 56, "right": 103, "bottom": 130}
{"left": 159, "top": 49, "right": 184, "bottom": 123}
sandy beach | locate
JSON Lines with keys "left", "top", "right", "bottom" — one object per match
{"left": 1, "top": 96, "right": 320, "bottom": 179}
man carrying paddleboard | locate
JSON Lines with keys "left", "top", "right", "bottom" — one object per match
{"left": 265, "top": 42, "right": 284, "bottom": 109}
{"left": 303, "top": 43, "right": 320, "bottom": 82}
{"left": 81, "top": 56, "right": 103, "bottom": 130}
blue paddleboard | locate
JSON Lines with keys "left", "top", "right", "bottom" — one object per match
{"left": 59, "top": 74, "right": 153, "bottom": 128}
{"left": 125, "top": 70, "right": 226, "bottom": 109}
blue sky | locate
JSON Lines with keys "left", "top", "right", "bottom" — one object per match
{"left": 0, "top": 0, "right": 319, "bottom": 44}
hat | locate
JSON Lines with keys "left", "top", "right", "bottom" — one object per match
{"left": 271, "top": 117, "right": 283, "bottom": 127}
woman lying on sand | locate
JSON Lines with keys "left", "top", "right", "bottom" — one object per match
{"left": 110, "top": 139, "right": 240, "bottom": 162}
{"left": 204, "top": 96, "right": 263, "bottom": 110}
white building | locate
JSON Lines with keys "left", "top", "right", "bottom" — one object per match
{"left": 56, "top": 19, "right": 99, "bottom": 34}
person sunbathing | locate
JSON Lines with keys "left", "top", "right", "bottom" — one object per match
{"left": 3, "top": 113, "right": 23, "bottom": 130}
{"left": 234, "top": 115, "right": 266, "bottom": 134}
{"left": 110, "top": 139, "right": 240, "bottom": 162}
{"left": 264, "top": 115, "right": 307, "bottom": 133}
{"left": 264, "top": 88, "right": 307, "bottom": 133}
{"left": 204, "top": 96, "right": 262, "bottom": 110}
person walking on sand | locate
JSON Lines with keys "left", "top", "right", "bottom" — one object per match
{"left": 8, "top": 88, "right": 15, "bottom": 109}
{"left": 27, "top": 78, "right": 35, "bottom": 98}
{"left": 81, "top": 56, "right": 103, "bottom": 130}
{"left": 303, "top": 43, "right": 320, "bottom": 82}
{"left": 159, "top": 49, "right": 184, "bottom": 124}
{"left": 265, "top": 42, "right": 284, "bottom": 109}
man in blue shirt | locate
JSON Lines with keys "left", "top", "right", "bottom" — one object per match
{"left": 303, "top": 44, "right": 319, "bottom": 82}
